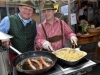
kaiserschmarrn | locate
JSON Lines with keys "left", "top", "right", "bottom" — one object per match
{"left": 53, "top": 48, "right": 87, "bottom": 62}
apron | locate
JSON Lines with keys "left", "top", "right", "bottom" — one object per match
{"left": 41, "top": 20, "right": 64, "bottom": 51}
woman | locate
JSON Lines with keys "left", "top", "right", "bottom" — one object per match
{"left": 76, "top": 1, "right": 88, "bottom": 33}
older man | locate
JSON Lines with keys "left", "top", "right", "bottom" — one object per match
{"left": 36, "top": 1, "right": 78, "bottom": 51}
{"left": 0, "top": 0, "right": 37, "bottom": 62}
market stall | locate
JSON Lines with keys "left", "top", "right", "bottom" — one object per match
{"left": 77, "top": 33, "right": 100, "bottom": 60}
{"left": 0, "top": 0, "right": 99, "bottom": 75}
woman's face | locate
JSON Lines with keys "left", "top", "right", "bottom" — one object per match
{"left": 19, "top": 6, "right": 33, "bottom": 20}
{"left": 42, "top": 9, "right": 55, "bottom": 21}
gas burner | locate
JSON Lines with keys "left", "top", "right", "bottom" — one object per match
{"left": 13, "top": 58, "right": 96, "bottom": 75}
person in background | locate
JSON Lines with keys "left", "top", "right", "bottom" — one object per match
{"left": 89, "top": 7, "right": 100, "bottom": 27}
{"left": 76, "top": 1, "right": 88, "bottom": 24}
{"left": 76, "top": 1, "right": 88, "bottom": 33}
{"left": 0, "top": 0, "right": 37, "bottom": 63}
{"left": 36, "top": 1, "right": 78, "bottom": 51}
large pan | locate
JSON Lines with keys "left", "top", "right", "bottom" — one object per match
{"left": 53, "top": 48, "right": 87, "bottom": 66}
{"left": 10, "top": 46, "right": 57, "bottom": 75}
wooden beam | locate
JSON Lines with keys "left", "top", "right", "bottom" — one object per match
{"left": 68, "top": 0, "right": 72, "bottom": 28}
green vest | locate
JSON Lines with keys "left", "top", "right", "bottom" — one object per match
{"left": 8, "top": 15, "right": 37, "bottom": 53}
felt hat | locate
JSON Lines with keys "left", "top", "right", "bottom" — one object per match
{"left": 19, "top": 0, "right": 34, "bottom": 9}
{"left": 41, "top": 1, "right": 56, "bottom": 11}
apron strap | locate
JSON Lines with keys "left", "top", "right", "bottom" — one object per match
{"left": 60, "top": 20, "right": 64, "bottom": 48}
{"left": 41, "top": 23, "right": 48, "bottom": 40}
{"left": 41, "top": 20, "right": 64, "bottom": 47}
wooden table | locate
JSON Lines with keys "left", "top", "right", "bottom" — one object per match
{"left": 77, "top": 34, "right": 100, "bottom": 61}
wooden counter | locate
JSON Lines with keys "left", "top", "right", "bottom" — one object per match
{"left": 77, "top": 34, "right": 99, "bottom": 45}
{"left": 77, "top": 34, "right": 100, "bottom": 61}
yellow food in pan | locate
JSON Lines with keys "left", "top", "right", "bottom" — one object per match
{"left": 53, "top": 48, "right": 87, "bottom": 62}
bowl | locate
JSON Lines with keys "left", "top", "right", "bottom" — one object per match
{"left": 86, "top": 28, "right": 100, "bottom": 35}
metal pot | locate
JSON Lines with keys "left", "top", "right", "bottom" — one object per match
{"left": 0, "top": 32, "right": 13, "bottom": 75}
{"left": 10, "top": 46, "right": 57, "bottom": 75}
{"left": 0, "top": 42, "right": 12, "bottom": 75}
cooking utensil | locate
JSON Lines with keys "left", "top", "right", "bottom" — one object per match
{"left": 0, "top": 32, "right": 13, "bottom": 75}
{"left": 57, "top": 57, "right": 85, "bottom": 66}
{"left": 71, "top": 43, "right": 81, "bottom": 51}
{"left": 0, "top": 31, "right": 13, "bottom": 40}
{"left": 53, "top": 48, "right": 87, "bottom": 66}
{"left": 48, "top": 46, "right": 55, "bottom": 52}
{"left": 10, "top": 46, "right": 57, "bottom": 75}
{"left": 71, "top": 43, "right": 76, "bottom": 49}
{"left": 0, "top": 45, "right": 12, "bottom": 75}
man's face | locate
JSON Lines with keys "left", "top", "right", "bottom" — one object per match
{"left": 42, "top": 10, "right": 55, "bottom": 21}
{"left": 19, "top": 6, "right": 33, "bottom": 20}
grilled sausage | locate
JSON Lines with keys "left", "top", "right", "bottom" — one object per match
{"left": 40, "top": 56, "right": 50, "bottom": 67}
{"left": 31, "top": 58, "right": 43, "bottom": 69}
{"left": 27, "top": 59, "right": 36, "bottom": 70}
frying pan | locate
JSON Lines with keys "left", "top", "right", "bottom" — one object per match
{"left": 10, "top": 46, "right": 57, "bottom": 75}
{"left": 53, "top": 48, "right": 87, "bottom": 66}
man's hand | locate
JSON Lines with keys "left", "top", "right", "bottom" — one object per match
{"left": 1, "top": 39, "right": 10, "bottom": 48}
{"left": 70, "top": 36, "right": 78, "bottom": 45}
{"left": 42, "top": 41, "right": 53, "bottom": 51}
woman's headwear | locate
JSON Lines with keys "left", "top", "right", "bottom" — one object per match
{"left": 41, "top": 0, "right": 56, "bottom": 11}
{"left": 19, "top": 0, "right": 34, "bottom": 9}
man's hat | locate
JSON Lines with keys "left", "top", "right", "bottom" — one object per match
{"left": 19, "top": 0, "right": 34, "bottom": 9}
{"left": 41, "top": 1, "right": 56, "bottom": 11}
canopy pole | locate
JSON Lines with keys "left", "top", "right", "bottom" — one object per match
{"left": 68, "top": 0, "right": 72, "bottom": 28}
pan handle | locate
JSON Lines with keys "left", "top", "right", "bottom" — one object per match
{"left": 9, "top": 46, "right": 22, "bottom": 55}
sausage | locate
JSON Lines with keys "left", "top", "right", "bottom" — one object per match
{"left": 40, "top": 56, "right": 50, "bottom": 67}
{"left": 27, "top": 59, "right": 36, "bottom": 70}
{"left": 31, "top": 58, "right": 43, "bottom": 69}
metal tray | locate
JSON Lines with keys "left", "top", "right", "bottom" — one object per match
{"left": 53, "top": 48, "right": 87, "bottom": 66}
{"left": 57, "top": 56, "right": 85, "bottom": 66}
{"left": 57, "top": 58, "right": 89, "bottom": 67}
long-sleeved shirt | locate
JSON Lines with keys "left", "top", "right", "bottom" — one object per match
{"left": 0, "top": 13, "right": 38, "bottom": 33}
{"left": 36, "top": 18, "right": 76, "bottom": 50}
